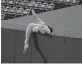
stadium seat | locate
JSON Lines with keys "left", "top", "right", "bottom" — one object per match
{"left": 53, "top": 0, "right": 58, "bottom": 3}
{"left": 57, "top": 0, "right": 66, "bottom": 8}
{"left": 19, "top": 7, "right": 24, "bottom": 11}
{"left": 40, "top": 2, "right": 49, "bottom": 12}
{"left": 64, "top": 0, "right": 71, "bottom": 6}
{"left": 15, "top": 1, "right": 20, "bottom": 6}
{"left": 16, "top": 9, "right": 23, "bottom": 17}
{"left": 1, "top": 14, "right": 5, "bottom": 20}
{"left": 70, "top": 0, "right": 79, "bottom": 5}
{"left": 41, "top": 2, "right": 48, "bottom": 8}
{"left": 22, "top": 10, "right": 29, "bottom": 16}
{"left": 47, "top": 3, "right": 55, "bottom": 11}
{"left": 45, "top": 0, "right": 53, "bottom": 4}
{"left": 79, "top": 0, "right": 82, "bottom": 4}
{"left": 34, "top": 2, "right": 42, "bottom": 8}
{"left": 1, "top": 6, "right": 5, "bottom": 13}
{"left": 57, "top": 0, "right": 64, "bottom": 3}
{"left": 17, "top": 0, "right": 22, "bottom": 2}
{"left": 8, "top": 1, "right": 14, "bottom": 7}
{"left": 28, "top": 2, "right": 34, "bottom": 8}
{"left": 12, "top": 7, "right": 17, "bottom": 10}
{"left": 1, "top": 0, "right": 8, "bottom": 6}
{"left": 20, "top": 2, "right": 26, "bottom": 6}
{"left": 30, "top": 1, "right": 36, "bottom": 5}
{"left": 3, "top": 7, "right": 10, "bottom": 14}
{"left": 23, "top": 0, "right": 28, "bottom": 3}
{"left": 25, "top": 8, "right": 30, "bottom": 13}
{"left": 8, "top": 8, "right": 16, "bottom": 19}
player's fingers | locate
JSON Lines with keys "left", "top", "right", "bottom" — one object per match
{"left": 23, "top": 48, "right": 27, "bottom": 54}
{"left": 23, "top": 50, "right": 26, "bottom": 54}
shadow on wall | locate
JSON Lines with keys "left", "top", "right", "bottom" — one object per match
{"left": 1, "top": 28, "right": 82, "bottom": 63}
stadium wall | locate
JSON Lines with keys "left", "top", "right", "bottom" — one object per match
{"left": 1, "top": 28, "right": 82, "bottom": 63}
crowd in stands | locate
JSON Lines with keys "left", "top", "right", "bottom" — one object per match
{"left": 1, "top": 0, "right": 81, "bottom": 20}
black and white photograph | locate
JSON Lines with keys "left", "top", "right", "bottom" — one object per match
{"left": 1, "top": 0, "right": 82, "bottom": 63}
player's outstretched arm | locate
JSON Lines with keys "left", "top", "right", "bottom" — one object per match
{"left": 23, "top": 23, "right": 39, "bottom": 54}
{"left": 23, "top": 23, "right": 34, "bottom": 54}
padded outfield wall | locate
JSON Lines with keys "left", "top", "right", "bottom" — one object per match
{"left": 1, "top": 28, "right": 82, "bottom": 63}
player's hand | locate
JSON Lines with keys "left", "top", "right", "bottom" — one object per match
{"left": 23, "top": 49, "right": 27, "bottom": 54}
{"left": 23, "top": 44, "right": 29, "bottom": 54}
